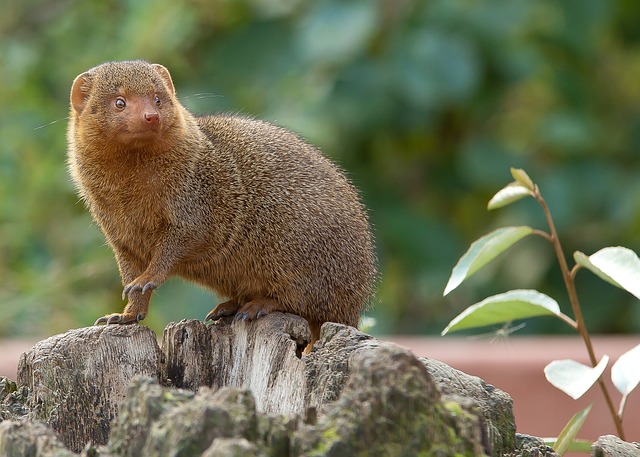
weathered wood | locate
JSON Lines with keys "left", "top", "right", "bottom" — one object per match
{"left": 17, "top": 325, "right": 162, "bottom": 452}
{"left": 7, "top": 316, "right": 635, "bottom": 456}
{"left": 506, "top": 434, "right": 560, "bottom": 457}
{"left": 161, "top": 314, "right": 310, "bottom": 414}
{"left": 104, "top": 346, "right": 488, "bottom": 457}
{"left": 0, "top": 377, "right": 27, "bottom": 422}
{"left": 14, "top": 313, "right": 517, "bottom": 455}
{"left": 592, "top": 435, "right": 640, "bottom": 457}
{"left": 0, "top": 421, "right": 75, "bottom": 457}
{"left": 305, "top": 323, "right": 516, "bottom": 455}
{"left": 161, "top": 315, "right": 515, "bottom": 455}
{"left": 422, "top": 356, "right": 516, "bottom": 454}
{"left": 296, "top": 343, "right": 487, "bottom": 456}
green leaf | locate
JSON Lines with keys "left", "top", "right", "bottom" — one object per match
{"left": 487, "top": 183, "right": 532, "bottom": 210}
{"left": 441, "top": 289, "right": 560, "bottom": 335}
{"left": 611, "top": 343, "right": 640, "bottom": 396}
{"left": 550, "top": 405, "right": 593, "bottom": 455}
{"left": 543, "top": 438, "right": 592, "bottom": 454}
{"left": 573, "top": 251, "right": 617, "bottom": 288}
{"left": 544, "top": 357, "right": 609, "bottom": 400}
{"left": 443, "top": 226, "right": 534, "bottom": 296}
{"left": 510, "top": 168, "right": 534, "bottom": 190}
{"left": 298, "top": 1, "right": 377, "bottom": 64}
{"left": 574, "top": 247, "right": 640, "bottom": 300}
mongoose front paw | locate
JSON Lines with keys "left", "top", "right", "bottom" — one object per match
{"left": 122, "top": 280, "right": 158, "bottom": 300}
{"left": 94, "top": 312, "right": 146, "bottom": 325}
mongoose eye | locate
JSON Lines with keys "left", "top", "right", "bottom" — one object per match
{"left": 114, "top": 98, "right": 126, "bottom": 110}
{"left": 153, "top": 95, "right": 161, "bottom": 107}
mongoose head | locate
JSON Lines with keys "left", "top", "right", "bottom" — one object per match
{"left": 69, "top": 60, "right": 183, "bottom": 150}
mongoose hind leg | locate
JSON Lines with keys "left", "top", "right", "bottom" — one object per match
{"left": 209, "top": 298, "right": 321, "bottom": 355}
{"left": 234, "top": 297, "right": 282, "bottom": 321}
{"left": 303, "top": 320, "right": 322, "bottom": 355}
{"left": 205, "top": 299, "right": 241, "bottom": 321}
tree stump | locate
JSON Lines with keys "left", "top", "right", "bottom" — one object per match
{"left": 11, "top": 313, "right": 517, "bottom": 455}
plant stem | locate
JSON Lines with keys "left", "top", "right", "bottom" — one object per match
{"left": 556, "top": 312, "right": 578, "bottom": 330}
{"left": 532, "top": 229, "right": 553, "bottom": 243}
{"left": 533, "top": 186, "right": 625, "bottom": 440}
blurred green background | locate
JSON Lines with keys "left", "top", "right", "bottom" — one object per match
{"left": 2, "top": 0, "right": 640, "bottom": 338}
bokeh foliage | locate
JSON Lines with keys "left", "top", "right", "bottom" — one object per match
{"left": 2, "top": 0, "right": 640, "bottom": 337}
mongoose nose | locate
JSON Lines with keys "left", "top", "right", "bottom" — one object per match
{"left": 145, "top": 112, "right": 160, "bottom": 124}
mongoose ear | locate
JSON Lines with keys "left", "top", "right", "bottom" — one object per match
{"left": 152, "top": 64, "right": 176, "bottom": 96}
{"left": 70, "top": 72, "right": 92, "bottom": 115}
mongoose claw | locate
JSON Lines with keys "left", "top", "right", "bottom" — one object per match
{"left": 94, "top": 312, "right": 146, "bottom": 325}
{"left": 234, "top": 311, "right": 248, "bottom": 322}
{"left": 122, "top": 282, "right": 157, "bottom": 300}
{"left": 233, "top": 298, "right": 280, "bottom": 321}
{"left": 205, "top": 308, "right": 234, "bottom": 321}
{"left": 107, "top": 314, "right": 124, "bottom": 324}
{"left": 205, "top": 300, "right": 241, "bottom": 321}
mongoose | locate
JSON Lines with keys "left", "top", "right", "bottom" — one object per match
{"left": 66, "top": 60, "right": 377, "bottom": 351}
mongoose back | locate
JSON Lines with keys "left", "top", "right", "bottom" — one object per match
{"left": 67, "top": 60, "right": 377, "bottom": 351}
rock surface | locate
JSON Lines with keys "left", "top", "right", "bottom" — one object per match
{"left": 3, "top": 313, "right": 521, "bottom": 455}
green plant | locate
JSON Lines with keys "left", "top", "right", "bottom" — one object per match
{"left": 442, "top": 168, "right": 640, "bottom": 452}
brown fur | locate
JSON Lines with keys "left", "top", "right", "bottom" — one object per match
{"left": 67, "top": 60, "right": 377, "bottom": 350}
